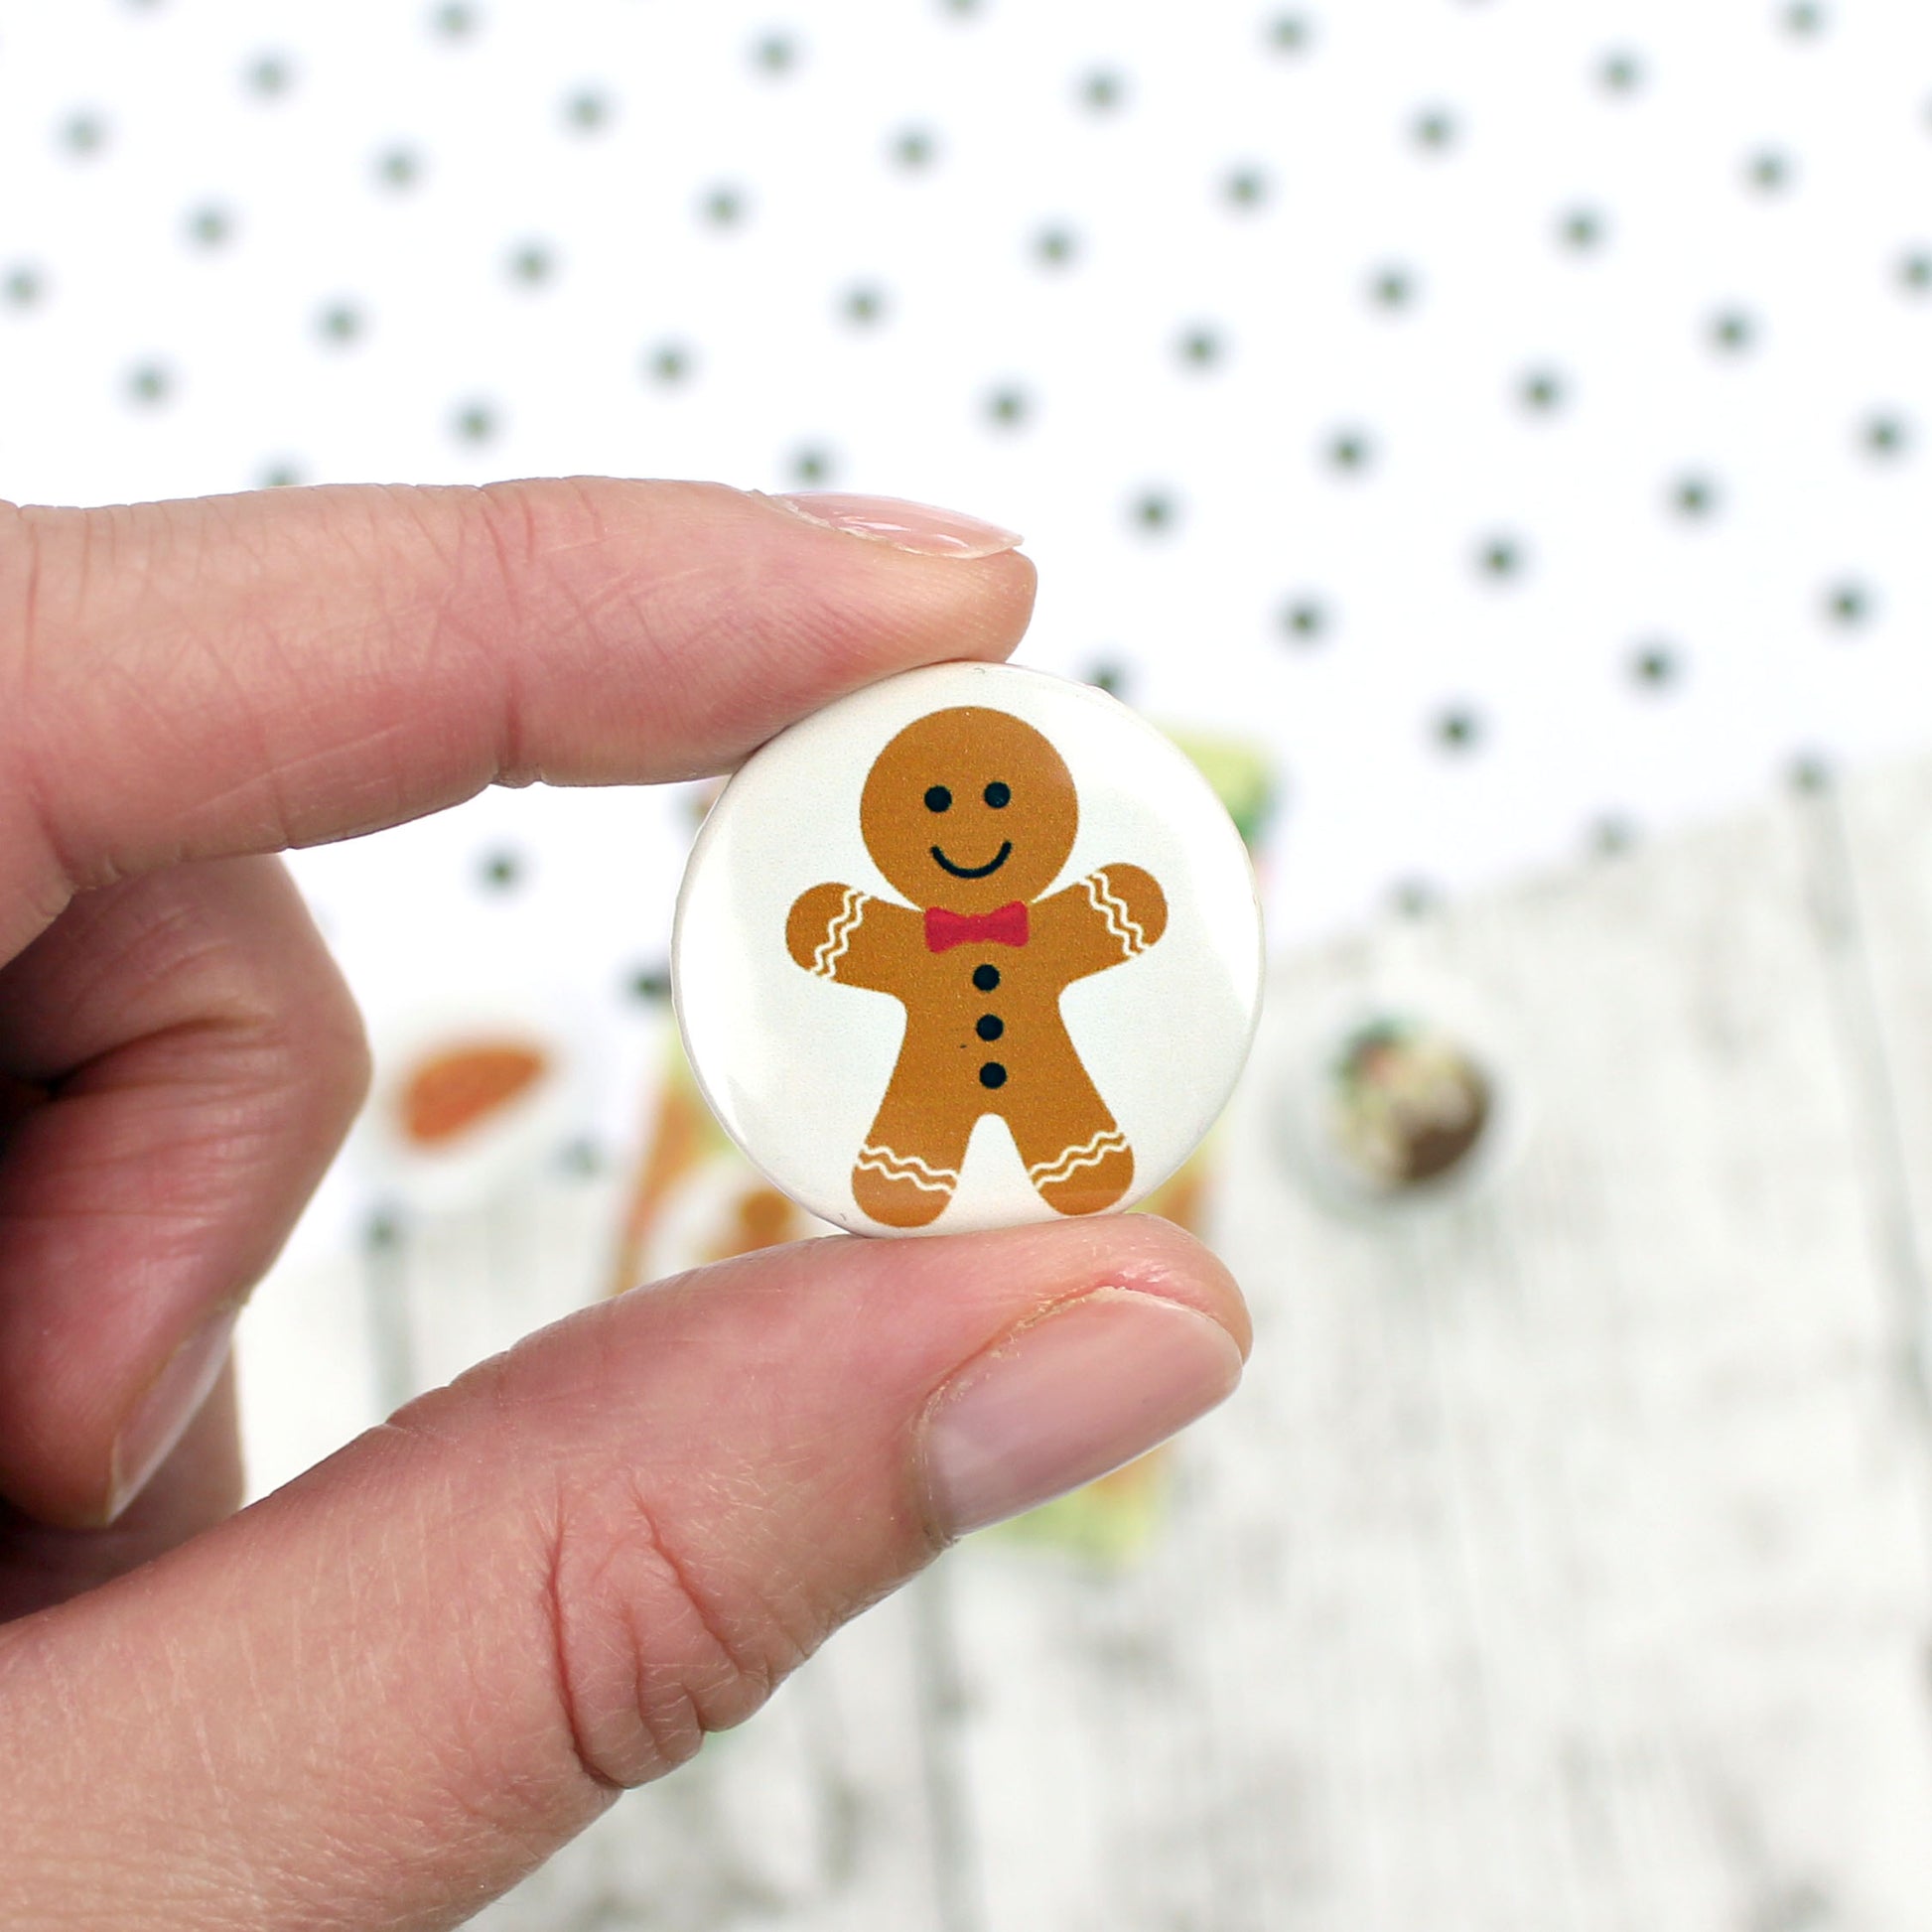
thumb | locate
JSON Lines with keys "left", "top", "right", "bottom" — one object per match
{"left": 0, "top": 1217, "right": 1246, "bottom": 1932}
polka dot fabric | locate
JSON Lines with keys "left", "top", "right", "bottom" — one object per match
{"left": 2, "top": 0, "right": 1930, "bottom": 950}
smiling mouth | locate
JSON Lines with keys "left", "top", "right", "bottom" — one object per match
{"left": 931, "top": 841, "right": 1013, "bottom": 880}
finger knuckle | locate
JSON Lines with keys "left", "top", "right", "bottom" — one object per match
{"left": 0, "top": 506, "right": 90, "bottom": 914}
{"left": 298, "top": 939, "right": 372, "bottom": 1135}
{"left": 542, "top": 1464, "right": 810, "bottom": 1791}
{"left": 464, "top": 481, "right": 611, "bottom": 784}
{"left": 124, "top": 866, "right": 372, "bottom": 1183}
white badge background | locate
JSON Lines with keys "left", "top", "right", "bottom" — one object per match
{"left": 675, "top": 664, "right": 1263, "bottom": 1233}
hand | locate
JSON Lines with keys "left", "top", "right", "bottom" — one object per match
{"left": 0, "top": 481, "right": 1249, "bottom": 1930}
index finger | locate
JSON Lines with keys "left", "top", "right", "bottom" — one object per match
{"left": 0, "top": 481, "right": 1033, "bottom": 959}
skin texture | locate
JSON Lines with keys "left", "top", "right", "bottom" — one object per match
{"left": 0, "top": 480, "right": 1249, "bottom": 1931}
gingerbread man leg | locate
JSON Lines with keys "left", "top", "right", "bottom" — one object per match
{"left": 852, "top": 1082, "right": 975, "bottom": 1230}
{"left": 1006, "top": 1047, "right": 1136, "bottom": 1217}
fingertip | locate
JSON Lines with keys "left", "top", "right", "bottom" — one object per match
{"left": 917, "top": 1284, "right": 1245, "bottom": 1540}
{"left": 435, "top": 477, "right": 1040, "bottom": 778}
{"left": 1103, "top": 1211, "right": 1254, "bottom": 1360}
{"left": 755, "top": 490, "right": 1025, "bottom": 560}
{"left": 913, "top": 1211, "right": 1253, "bottom": 1361}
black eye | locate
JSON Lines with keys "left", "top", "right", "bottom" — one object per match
{"left": 984, "top": 781, "right": 1011, "bottom": 808}
{"left": 924, "top": 785, "right": 952, "bottom": 812}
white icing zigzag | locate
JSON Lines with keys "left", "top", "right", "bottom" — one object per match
{"left": 1084, "top": 870, "right": 1147, "bottom": 955}
{"left": 856, "top": 1142, "right": 960, "bottom": 1193}
{"left": 1029, "top": 1127, "right": 1130, "bottom": 1187}
{"left": 813, "top": 886, "right": 869, "bottom": 977}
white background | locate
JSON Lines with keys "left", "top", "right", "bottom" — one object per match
{"left": 2, "top": 0, "right": 1930, "bottom": 1235}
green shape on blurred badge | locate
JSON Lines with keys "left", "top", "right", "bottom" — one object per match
{"left": 991, "top": 1445, "right": 1173, "bottom": 1564}
{"left": 1162, "top": 726, "right": 1279, "bottom": 853}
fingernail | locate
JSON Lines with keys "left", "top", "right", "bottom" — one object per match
{"left": 921, "top": 1290, "right": 1244, "bottom": 1538}
{"left": 105, "top": 1304, "right": 239, "bottom": 1523}
{"left": 763, "top": 491, "right": 1024, "bottom": 559}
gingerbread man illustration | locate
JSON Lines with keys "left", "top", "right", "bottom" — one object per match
{"left": 785, "top": 705, "right": 1168, "bottom": 1228}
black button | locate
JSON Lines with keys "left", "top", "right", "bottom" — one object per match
{"left": 979, "top": 1061, "right": 1007, "bottom": 1089}
{"left": 973, "top": 963, "right": 1000, "bottom": 991}
{"left": 976, "top": 1014, "right": 1004, "bottom": 1041}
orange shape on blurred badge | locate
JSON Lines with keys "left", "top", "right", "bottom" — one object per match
{"left": 400, "top": 1042, "right": 550, "bottom": 1147}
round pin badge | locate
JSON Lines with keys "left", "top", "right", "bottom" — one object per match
{"left": 672, "top": 661, "right": 1265, "bottom": 1237}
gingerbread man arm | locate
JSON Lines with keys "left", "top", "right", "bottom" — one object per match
{"left": 786, "top": 883, "right": 919, "bottom": 994}
{"left": 1036, "top": 864, "right": 1170, "bottom": 983}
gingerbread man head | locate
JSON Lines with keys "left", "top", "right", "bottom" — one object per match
{"left": 859, "top": 706, "right": 1077, "bottom": 912}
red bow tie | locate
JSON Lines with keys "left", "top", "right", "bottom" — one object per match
{"left": 925, "top": 901, "right": 1030, "bottom": 953}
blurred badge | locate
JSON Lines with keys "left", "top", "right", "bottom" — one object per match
{"left": 673, "top": 662, "right": 1264, "bottom": 1236}
{"left": 1276, "top": 976, "right": 1528, "bottom": 1213}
